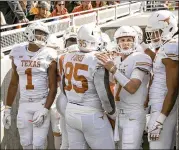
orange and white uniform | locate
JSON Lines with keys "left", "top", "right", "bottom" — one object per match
{"left": 9, "top": 44, "right": 57, "bottom": 149}
{"left": 148, "top": 39, "right": 178, "bottom": 149}
{"left": 60, "top": 50, "right": 115, "bottom": 149}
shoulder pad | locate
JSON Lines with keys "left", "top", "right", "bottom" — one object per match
{"left": 162, "top": 42, "right": 178, "bottom": 61}
{"left": 43, "top": 47, "right": 57, "bottom": 63}
{"left": 133, "top": 52, "right": 152, "bottom": 73}
{"left": 9, "top": 44, "right": 27, "bottom": 59}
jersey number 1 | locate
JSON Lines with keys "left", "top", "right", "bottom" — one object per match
{"left": 25, "top": 68, "right": 34, "bottom": 90}
{"left": 65, "top": 62, "right": 88, "bottom": 93}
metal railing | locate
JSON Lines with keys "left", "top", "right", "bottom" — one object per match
{"left": 1, "top": 1, "right": 142, "bottom": 53}
{"left": 143, "top": 0, "right": 179, "bottom": 11}
{"left": 1, "top": 1, "right": 178, "bottom": 53}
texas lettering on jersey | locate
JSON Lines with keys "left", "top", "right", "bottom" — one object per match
{"left": 21, "top": 60, "right": 40, "bottom": 68}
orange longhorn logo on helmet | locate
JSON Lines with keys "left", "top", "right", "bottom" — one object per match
{"left": 159, "top": 17, "right": 170, "bottom": 25}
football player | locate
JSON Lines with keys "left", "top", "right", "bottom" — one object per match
{"left": 3, "top": 22, "right": 57, "bottom": 149}
{"left": 96, "top": 26, "right": 152, "bottom": 149}
{"left": 56, "top": 26, "right": 78, "bottom": 149}
{"left": 46, "top": 34, "right": 62, "bottom": 150}
{"left": 143, "top": 10, "right": 179, "bottom": 149}
{"left": 60, "top": 24, "right": 115, "bottom": 149}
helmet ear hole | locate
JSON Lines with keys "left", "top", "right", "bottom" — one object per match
{"left": 169, "top": 27, "right": 173, "bottom": 32}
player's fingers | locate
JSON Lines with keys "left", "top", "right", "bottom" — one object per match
{"left": 100, "top": 53, "right": 111, "bottom": 60}
{"left": 96, "top": 55, "right": 108, "bottom": 64}
{"left": 99, "top": 54, "right": 112, "bottom": 62}
{"left": 32, "top": 116, "right": 41, "bottom": 124}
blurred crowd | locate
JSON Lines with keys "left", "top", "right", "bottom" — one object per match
{"left": 0, "top": 1, "right": 178, "bottom": 29}
{"left": 0, "top": 1, "right": 121, "bottom": 27}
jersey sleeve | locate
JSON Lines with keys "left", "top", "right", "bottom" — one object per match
{"left": 46, "top": 48, "right": 58, "bottom": 65}
{"left": 134, "top": 53, "right": 152, "bottom": 73}
{"left": 163, "top": 42, "right": 178, "bottom": 61}
{"left": 9, "top": 45, "right": 24, "bottom": 59}
{"left": 93, "top": 67, "right": 115, "bottom": 115}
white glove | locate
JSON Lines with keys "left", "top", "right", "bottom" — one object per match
{"left": 148, "top": 113, "right": 166, "bottom": 141}
{"left": 32, "top": 108, "right": 49, "bottom": 127}
{"left": 3, "top": 106, "right": 12, "bottom": 129}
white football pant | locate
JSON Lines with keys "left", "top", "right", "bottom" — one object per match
{"left": 116, "top": 110, "right": 146, "bottom": 149}
{"left": 65, "top": 103, "right": 115, "bottom": 149}
{"left": 50, "top": 106, "right": 60, "bottom": 134}
{"left": 17, "top": 98, "right": 50, "bottom": 149}
{"left": 50, "top": 106, "right": 61, "bottom": 149}
{"left": 56, "top": 92, "right": 69, "bottom": 149}
{"left": 148, "top": 103, "right": 177, "bottom": 149}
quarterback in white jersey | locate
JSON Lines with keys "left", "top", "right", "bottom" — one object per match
{"left": 56, "top": 26, "right": 78, "bottom": 149}
{"left": 143, "top": 10, "right": 179, "bottom": 149}
{"left": 97, "top": 26, "right": 152, "bottom": 149}
{"left": 60, "top": 24, "right": 115, "bottom": 149}
{"left": 3, "top": 22, "right": 57, "bottom": 149}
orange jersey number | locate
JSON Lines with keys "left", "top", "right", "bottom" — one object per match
{"left": 64, "top": 62, "right": 88, "bottom": 93}
{"left": 25, "top": 68, "right": 34, "bottom": 90}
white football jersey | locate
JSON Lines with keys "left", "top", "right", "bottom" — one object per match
{"left": 114, "top": 52, "right": 152, "bottom": 112}
{"left": 136, "top": 44, "right": 144, "bottom": 53}
{"left": 149, "top": 39, "right": 178, "bottom": 105}
{"left": 10, "top": 44, "right": 57, "bottom": 100}
{"left": 57, "top": 44, "right": 79, "bottom": 89}
{"left": 59, "top": 51, "right": 107, "bottom": 110}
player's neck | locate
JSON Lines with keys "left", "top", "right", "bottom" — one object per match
{"left": 28, "top": 43, "right": 41, "bottom": 52}
{"left": 121, "top": 55, "right": 128, "bottom": 61}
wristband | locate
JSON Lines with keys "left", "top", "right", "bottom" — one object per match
{"left": 5, "top": 105, "right": 12, "bottom": 109}
{"left": 113, "top": 70, "right": 130, "bottom": 87}
{"left": 109, "top": 65, "right": 116, "bottom": 73}
{"left": 157, "top": 113, "right": 166, "bottom": 124}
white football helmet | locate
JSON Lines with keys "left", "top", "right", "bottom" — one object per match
{"left": 132, "top": 26, "right": 143, "bottom": 44}
{"left": 145, "top": 10, "right": 178, "bottom": 49}
{"left": 101, "top": 33, "right": 111, "bottom": 51}
{"left": 63, "top": 26, "right": 78, "bottom": 48}
{"left": 114, "top": 26, "right": 138, "bottom": 55}
{"left": 77, "top": 24, "right": 103, "bottom": 52}
{"left": 24, "top": 22, "right": 49, "bottom": 47}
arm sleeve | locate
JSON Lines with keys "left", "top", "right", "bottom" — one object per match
{"left": 130, "top": 68, "right": 146, "bottom": 82}
{"left": 46, "top": 49, "right": 57, "bottom": 66}
{"left": 134, "top": 53, "right": 152, "bottom": 73}
{"left": 94, "top": 67, "right": 115, "bottom": 115}
{"left": 7, "top": 1, "right": 26, "bottom": 21}
{"left": 163, "top": 43, "right": 178, "bottom": 61}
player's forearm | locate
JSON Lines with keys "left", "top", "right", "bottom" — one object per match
{"left": 161, "top": 89, "right": 179, "bottom": 116}
{"left": 123, "top": 81, "right": 140, "bottom": 94}
{"left": 6, "top": 84, "right": 18, "bottom": 106}
{"left": 113, "top": 69, "right": 142, "bottom": 94}
{"left": 44, "top": 86, "right": 57, "bottom": 109}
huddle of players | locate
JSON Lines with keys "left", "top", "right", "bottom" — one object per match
{"left": 3, "top": 9, "right": 178, "bottom": 149}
